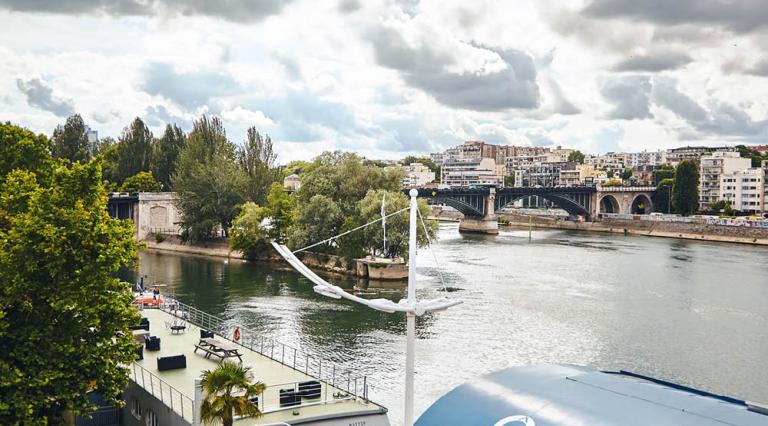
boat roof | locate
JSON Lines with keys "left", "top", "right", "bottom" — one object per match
{"left": 133, "top": 307, "right": 386, "bottom": 425}
{"left": 416, "top": 364, "right": 768, "bottom": 426}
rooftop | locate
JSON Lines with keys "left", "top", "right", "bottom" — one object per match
{"left": 131, "top": 304, "right": 387, "bottom": 425}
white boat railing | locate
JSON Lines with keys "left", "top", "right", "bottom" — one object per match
{"left": 160, "top": 298, "right": 371, "bottom": 403}
{"left": 130, "top": 362, "right": 195, "bottom": 422}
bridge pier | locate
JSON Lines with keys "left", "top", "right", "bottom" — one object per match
{"left": 458, "top": 188, "right": 499, "bottom": 235}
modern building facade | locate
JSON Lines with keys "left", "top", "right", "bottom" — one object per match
{"left": 402, "top": 163, "right": 436, "bottom": 188}
{"left": 699, "top": 151, "right": 752, "bottom": 211}
{"left": 719, "top": 168, "right": 764, "bottom": 213}
{"left": 441, "top": 158, "right": 502, "bottom": 188}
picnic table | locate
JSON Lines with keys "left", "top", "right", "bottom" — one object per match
{"left": 194, "top": 337, "right": 243, "bottom": 362}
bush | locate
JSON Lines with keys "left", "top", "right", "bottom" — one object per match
{"left": 154, "top": 233, "right": 166, "bottom": 243}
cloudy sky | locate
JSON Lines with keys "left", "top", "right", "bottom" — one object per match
{"left": 2, "top": 0, "right": 768, "bottom": 162}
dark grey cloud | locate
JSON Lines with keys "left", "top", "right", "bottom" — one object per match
{"left": 338, "top": 0, "right": 360, "bottom": 14}
{"left": 600, "top": 75, "right": 652, "bottom": 120}
{"left": 16, "top": 78, "right": 75, "bottom": 117}
{"left": 583, "top": 0, "right": 768, "bottom": 33}
{"left": 722, "top": 58, "right": 768, "bottom": 77}
{"left": 653, "top": 78, "right": 768, "bottom": 138}
{"left": 368, "top": 28, "right": 540, "bottom": 111}
{"left": 0, "top": 0, "right": 290, "bottom": 23}
{"left": 612, "top": 51, "right": 693, "bottom": 72}
{"left": 141, "top": 63, "right": 240, "bottom": 109}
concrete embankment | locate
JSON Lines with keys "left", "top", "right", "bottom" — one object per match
{"left": 499, "top": 213, "right": 768, "bottom": 246}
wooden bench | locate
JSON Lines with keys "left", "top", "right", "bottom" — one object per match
{"left": 194, "top": 338, "right": 243, "bottom": 362}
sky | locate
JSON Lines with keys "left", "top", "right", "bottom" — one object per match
{"left": 2, "top": 0, "right": 768, "bottom": 163}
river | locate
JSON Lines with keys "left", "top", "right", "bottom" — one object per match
{"left": 130, "top": 223, "right": 768, "bottom": 424}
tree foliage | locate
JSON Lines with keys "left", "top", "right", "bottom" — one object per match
{"left": 735, "top": 145, "right": 767, "bottom": 168}
{"left": 653, "top": 178, "right": 674, "bottom": 213}
{"left": 673, "top": 159, "right": 700, "bottom": 216}
{"left": 152, "top": 124, "right": 185, "bottom": 191}
{"left": 115, "top": 118, "right": 153, "bottom": 184}
{"left": 288, "top": 195, "right": 343, "bottom": 253}
{"left": 199, "top": 362, "right": 266, "bottom": 426}
{"left": 0, "top": 122, "right": 53, "bottom": 185}
{"left": 620, "top": 167, "right": 633, "bottom": 180}
{"left": 338, "top": 190, "right": 436, "bottom": 260}
{"left": 567, "top": 150, "right": 585, "bottom": 164}
{"left": 120, "top": 171, "right": 161, "bottom": 192}
{"left": 51, "top": 114, "right": 90, "bottom": 163}
{"left": 238, "top": 128, "right": 278, "bottom": 204}
{"left": 0, "top": 124, "right": 139, "bottom": 423}
{"left": 709, "top": 200, "right": 734, "bottom": 216}
{"left": 230, "top": 203, "right": 270, "bottom": 261}
{"left": 173, "top": 116, "right": 247, "bottom": 242}
{"left": 265, "top": 182, "right": 294, "bottom": 242}
{"left": 653, "top": 164, "right": 675, "bottom": 185}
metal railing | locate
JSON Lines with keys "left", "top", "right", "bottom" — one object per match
{"left": 130, "top": 362, "right": 195, "bottom": 422}
{"left": 161, "top": 299, "right": 371, "bottom": 403}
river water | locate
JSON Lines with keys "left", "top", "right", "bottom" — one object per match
{"left": 131, "top": 223, "right": 768, "bottom": 424}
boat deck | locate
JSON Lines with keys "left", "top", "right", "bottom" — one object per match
{"left": 132, "top": 307, "right": 387, "bottom": 425}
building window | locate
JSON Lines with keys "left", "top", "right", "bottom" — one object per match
{"left": 145, "top": 409, "right": 158, "bottom": 426}
{"left": 130, "top": 397, "right": 142, "bottom": 420}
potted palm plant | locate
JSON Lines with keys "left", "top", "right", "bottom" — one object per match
{"left": 199, "top": 362, "right": 267, "bottom": 426}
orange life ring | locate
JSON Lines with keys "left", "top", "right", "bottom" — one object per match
{"left": 233, "top": 327, "right": 241, "bottom": 342}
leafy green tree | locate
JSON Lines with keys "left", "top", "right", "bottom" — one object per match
{"left": 116, "top": 118, "right": 153, "bottom": 183}
{"left": 120, "top": 171, "right": 161, "bottom": 192}
{"left": 287, "top": 194, "right": 343, "bottom": 252}
{"left": 199, "top": 362, "right": 266, "bottom": 426}
{"left": 0, "top": 128, "right": 139, "bottom": 423}
{"left": 602, "top": 179, "right": 623, "bottom": 187}
{"left": 0, "top": 122, "right": 53, "bottom": 185}
{"left": 401, "top": 155, "right": 440, "bottom": 180}
{"left": 339, "top": 190, "right": 436, "bottom": 260}
{"left": 672, "top": 159, "right": 700, "bottom": 215}
{"left": 567, "top": 150, "right": 585, "bottom": 164}
{"left": 653, "top": 178, "right": 674, "bottom": 213}
{"left": 606, "top": 170, "right": 615, "bottom": 178}
{"left": 152, "top": 124, "right": 185, "bottom": 191}
{"left": 51, "top": 114, "right": 90, "bottom": 163}
{"left": 620, "top": 167, "right": 633, "bottom": 180}
{"left": 173, "top": 116, "right": 247, "bottom": 242}
{"left": 238, "top": 128, "right": 278, "bottom": 204}
{"left": 735, "top": 145, "right": 767, "bottom": 167}
{"left": 265, "top": 182, "right": 294, "bottom": 242}
{"left": 297, "top": 151, "right": 403, "bottom": 217}
{"left": 653, "top": 164, "right": 675, "bottom": 185}
{"left": 709, "top": 200, "right": 734, "bottom": 216}
{"left": 504, "top": 174, "right": 515, "bottom": 188}
{"left": 230, "top": 203, "right": 270, "bottom": 261}
{"left": 283, "top": 160, "right": 311, "bottom": 177}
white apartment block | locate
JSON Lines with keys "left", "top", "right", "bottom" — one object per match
{"left": 441, "top": 158, "right": 502, "bottom": 188}
{"left": 720, "top": 168, "right": 764, "bottom": 213}
{"left": 699, "top": 151, "right": 752, "bottom": 211}
{"left": 584, "top": 154, "right": 625, "bottom": 175}
{"left": 627, "top": 150, "right": 665, "bottom": 167}
{"left": 666, "top": 146, "right": 735, "bottom": 165}
{"left": 401, "top": 163, "right": 436, "bottom": 188}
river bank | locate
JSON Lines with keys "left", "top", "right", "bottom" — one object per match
{"left": 498, "top": 213, "right": 768, "bottom": 246}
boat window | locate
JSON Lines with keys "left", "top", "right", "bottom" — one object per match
{"left": 145, "top": 409, "right": 158, "bottom": 426}
{"left": 130, "top": 397, "right": 141, "bottom": 420}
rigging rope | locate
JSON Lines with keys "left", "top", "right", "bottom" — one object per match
{"left": 417, "top": 208, "right": 449, "bottom": 293}
{"left": 293, "top": 206, "right": 410, "bottom": 253}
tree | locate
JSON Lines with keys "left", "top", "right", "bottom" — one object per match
{"left": 0, "top": 126, "right": 139, "bottom": 423}
{"left": 230, "top": 203, "right": 270, "bottom": 261}
{"left": 504, "top": 174, "right": 515, "bottom": 188}
{"left": 0, "top": 122, "right": 53, "bottom": 185}
{"left": 51, "top": 114, "right": 90, "bottom": 163}
{"left": 283, "top": 160, "right": 311, "bottom": 177}
{"left": 620, "top": 167, "right": 633, "bottom": 180}
{"left": 152, "top": 124, "right": 185, "bottom": 191}
{"left": 567, "top": 150, "right": 585, "bottom": 164}
{"left": 173, "top": 116, "right": 247, "bottom": 242}
{"left": 672, "top": 159, "right": 700, "bottom": 215}
{"left": 238, "top": 128, "right": 278, "bottom": 204}
{"left": 116, "top": 118, "right": 153, "bottom": 183}
{"left": 338, "top": 190, "right": 436, "bottom": 260}
{"left": 287, "top": 195, "right": 343, "bottom": 252}
{"left": 736, "top": 145, "right": 766, "bottom": 168}
{"left": 120, "top": 171, "right": 161, "bottom": 192}
{"left": 653, "top": 164, "right": 675, "bottom": 185}
{"left": 199, "top": 362, "right": 266, "bottom": 426}
{"left": 606, "top": 170, "right": 615, "bottom": 178}
{"left": 709, "top": 200, "right": 734, "bottom": 216}
{"left": 653, "top": 178, "right": 674, "bottom": 213}
{"left": 265, "top": 182, "right": 294, "bottom": 242}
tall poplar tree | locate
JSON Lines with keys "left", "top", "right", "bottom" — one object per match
{"left": 152, "top": 124, "right": 185, "bottom": 191}
{"left": 237, "top": 128, "right": 278, "bottom": 204}
{"left": 51, "top": 114, "right": 90, "bottom": 163}
{"left": 672, "top": 159, "right": 700, "bottom": 216}
{"left": 115, "top": 117, "right": 153, "bottom": 184}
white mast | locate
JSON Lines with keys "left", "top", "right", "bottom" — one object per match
{"left": 404, "top": 188, "right": 418, "bottom": 426}
{"left": 382, "top": 193, "right": 387, "bottom": 257}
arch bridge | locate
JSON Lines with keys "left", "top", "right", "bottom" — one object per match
{"left": 413, "top": 186, "right": 656, "bottom": 234}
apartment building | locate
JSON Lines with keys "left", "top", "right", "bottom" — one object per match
{"left": 401, "top": 163, "right": 436, "bottom": 188}
{"left": 666, "top": 146, "right": 735, "bottom": 165}
{"left": 720, "top": 168, "right": 764, "bottom": 213}
{"left": 441, "top": 158, "right": 503, "bottom": 188}
{"left": 627, "top": 150, "right": 665, "bottom": 167}
{"left": 584, "top": 153, "right": 625, "bottom": 175}
{"left": 699, "top": 151, "right": 752, "bottom": 211}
